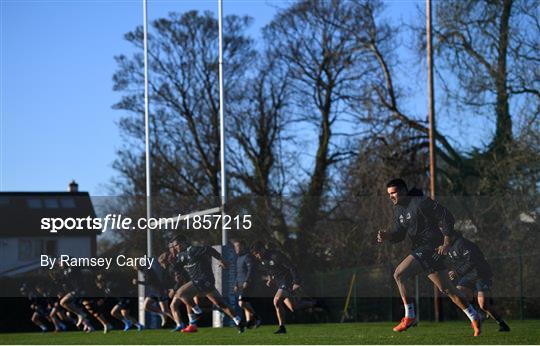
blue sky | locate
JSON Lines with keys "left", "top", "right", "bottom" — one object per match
{"left": 0, "top": 1, "right": 484, "bottom": 196}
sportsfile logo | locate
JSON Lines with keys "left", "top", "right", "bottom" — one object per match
{"left": 40, "top": 213, "right": 253, "bottom": 233}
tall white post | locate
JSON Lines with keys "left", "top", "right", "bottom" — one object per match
{"left": 140, "top": 0, "right": 152, "bottom": 326}
{"left": 218, "top": 0, "right": 227, "bottom": 247}
{"left": 214, "top": 0, "right": 228, "bottom": 329}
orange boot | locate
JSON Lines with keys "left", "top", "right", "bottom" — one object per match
{"left": 393, "top": 317, "right": 417, "bottom": 332}
{"left": 471, "top": 319, "right": 482, "bottom": 337}
{"left": 181, "top": 324, "right": 198, "bottom": 333}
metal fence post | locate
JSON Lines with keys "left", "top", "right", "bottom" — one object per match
{"left": 415, "top": 275, "right": 420, "bottom": 322}
{"left": 519, "top": 251, "right": 524, "bottom": 320}
{"left": 389, "top": 265, "right": 394, "bottom": 321}
{"left": 354, "top": 270, "right": 358, "bottom": 322}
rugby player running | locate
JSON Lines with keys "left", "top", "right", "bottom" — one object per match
{"left": 445, "top": 231, "right": 510, "bottom": 332}
{"left": 170, "top": 235, "right": 245, "bottom": 333}
{"left": 377, "top": 178, "right": 482, "bottom": 336}
{"left": 250, "top": 241, "right": 315, "bottom": 334}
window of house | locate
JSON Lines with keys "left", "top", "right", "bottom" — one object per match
{"left": 18, "top": 239, "right": 33, "bottom": 261}
{"left": 0, "top": 197, "right": 9, "bottom": 207}
{"left": 60, "top": 197, "right": 76, "bottom": 208}
{"left": 44, "top": 198, "right": 59, "bottom": 209}
{"left": 34, "top": 240, "right": 45, "bottom": 257}
{"left": 27, "top": 198, "right": 42, "bottom": 209}
{"left": 45, "top": 240, "right": 57, "bottom": 257}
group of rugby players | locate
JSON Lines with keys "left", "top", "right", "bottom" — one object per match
{"left": 22, "top": 177, "right": 510, "bottom": 337}
{"left": 157, "top": 235, "right": 315, "bottom": 334}
{"left": 22, "top": 233, "right": 313, "bottom": 335}
{"left": 21, "top": 264, "right": 143, "bottom": 333}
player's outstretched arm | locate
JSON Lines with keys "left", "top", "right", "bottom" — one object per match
{"left": 420, "top": 197, "right": 456, "bottom": 254}
{"left": 275, "top": 252, "right": 301, "bottom": 289}
{"left": 206, "top": 246, "right": 227, "bottom": 268}
{"left": 383, "top": 214, "right": 407, "bottom": 244}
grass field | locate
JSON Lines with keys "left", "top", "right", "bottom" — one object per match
{"left": 2, "top": 320, "right": 539, "bottom": 345}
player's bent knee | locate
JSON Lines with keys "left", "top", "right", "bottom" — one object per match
{"left": 478, "top": 301, "right": 488, "bottom": 311}
{"left": 393, "top": 270, "right": 403, "bottom": 282}
{"left": 441, "top": 287, "right": 453, "bottom": 296}
{"left": 215, "top": 302, "right": 227, "bottom": 310}
{"left": 170, "top": 299, "right": 179, "bottom": 309}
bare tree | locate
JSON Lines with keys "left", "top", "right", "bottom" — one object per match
{"left": 263, "top": 0, "right": 386, "bottom": 260}
{"left": 113, "top": 11, "right": 255, "bottom": 202}
{"left": 227, "top": 54, "right": 293, "bottom": 243}
{"left": 434, "top": 0, "right": 539, "bottom": 155}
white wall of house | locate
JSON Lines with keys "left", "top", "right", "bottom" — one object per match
{"left": 0, "top": 236, "right": 92, "bottom": 274}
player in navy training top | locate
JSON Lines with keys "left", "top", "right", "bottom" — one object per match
{"left": 169, "top": 235, "right": 245, "bottom": 333}
{"left": 446, "top": 232, "right": 510, "bottom": 332}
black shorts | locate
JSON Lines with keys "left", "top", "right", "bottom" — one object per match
{"left": 147, "top": 286, "right": 169, "bottom": 302}
{"left": 457, "top": 272, "right": 492, "bottom": 292}
{"left": 192, "top": 278, "right": 216, "bottom": 294}
{"left": 35, "top": 304, "right": 51, "bottom": 316}
{"left": 70, "top": 288, "right": 85, "bottom": 296}
{"left": 116, "top": 298, "right": 131, "bottom": 309}
{"left": 149, "top": 295, "right": 169, "bottom": 302}
{"left": 411, "top": 246, "right": 446, "bottom": 273}
{"left": 83, "top": 298, "right": 106, "bottom": 315}
{"left": 237, "top": 286, "right": 256, "bottom": 302}
{"left": 275, "top": 277, "right": 294, "bottom": 295}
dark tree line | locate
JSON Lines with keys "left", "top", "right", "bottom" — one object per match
{"left": 110, "top": 1, "right": 539, "bottom": 271}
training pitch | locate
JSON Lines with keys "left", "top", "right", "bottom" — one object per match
{"left": 2, "top": 320, "right": 539, "bottom": 345}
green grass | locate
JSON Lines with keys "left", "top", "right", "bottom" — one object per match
{"left": 2, "top": 320, "right": 539, "bottom": 344}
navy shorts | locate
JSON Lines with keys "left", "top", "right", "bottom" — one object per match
{"left": 275, "top": 277, "right": 294, "bottom": 295}
{"left": 35, "top": 304, "right": 51, "bottom": 316}
{"left": 237, "top": 286, "right": 256, "bottom": 302}
{"left": 411, "top": 246, "right": 446, "bottom": 273}
{"left": 147, "top": 286, "right": 169, "bottom": 302}
{"left": 116, "top": 298, "right": 131, "bottom": 309}
{"left": 192, "top": 279, "right": 216, "bottom": 294}
{"left": 457, "top": 272, "right": 492, "bottom": 292}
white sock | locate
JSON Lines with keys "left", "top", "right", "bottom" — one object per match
{"left": 191, "top": 305, "right": 203, "bottom": 314}
{"left": 404, "top": 303, "right": 415, "bottom": 318}
{"left": 188, "top": 314, "right": 197, "bottom": 325}
{"left": 233, "top": 316, "right": 241, "bottom": 326}
{"left": 463, "top": 305, "right": 478, "bottom": 322}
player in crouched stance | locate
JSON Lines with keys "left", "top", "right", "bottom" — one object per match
{"left": 377, "top": 179, "right": 483, "bottom": 336}
{"left": 95, "top": 273, "right": 143, "bottom": 332}
{"left": 169, "top": 235, "right": 245, "bottom": 333}
{"left": 250, "top": 241, "right": 315, "bottom": 334}
{"left": 446, "top": 232, "right": 510, "bottom": 332}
